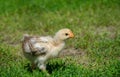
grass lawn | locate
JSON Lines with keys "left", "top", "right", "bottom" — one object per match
{"left": 0, "top": 0, "right": 120, "bottom": 77}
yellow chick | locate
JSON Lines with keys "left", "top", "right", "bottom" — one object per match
{"left": 21, "top": 28, "right": 74, "bottom": 75}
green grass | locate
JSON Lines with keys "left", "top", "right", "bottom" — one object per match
{"left": 0, "top": 0, "right": 120, "bottom": 77}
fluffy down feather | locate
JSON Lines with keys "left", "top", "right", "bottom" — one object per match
{"left": 21, "top": 28, "right": 74, "bottom": 75}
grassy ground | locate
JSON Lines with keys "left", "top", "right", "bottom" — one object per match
{"left": 0, "top": 0, "right": 120, "bottom": 77}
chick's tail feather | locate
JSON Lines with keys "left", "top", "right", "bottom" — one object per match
{"left": 21, "top": 34, "right": 29, "bottom": 42}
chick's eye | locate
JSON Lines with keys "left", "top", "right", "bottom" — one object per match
{"left": 65, "top": 33, "right": 69, "bottom": 36}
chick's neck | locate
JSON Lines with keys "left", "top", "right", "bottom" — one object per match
{"left": 53, "top": 35, "right": 64, "bottom": 46}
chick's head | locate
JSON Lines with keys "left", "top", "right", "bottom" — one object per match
{"left": 54, "top": 28, "right": 74, "bottom": 41}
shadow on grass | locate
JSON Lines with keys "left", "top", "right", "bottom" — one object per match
{"left": 24, "top": 61, "right": 66, "bottom": 74}
{"left": 46, "top": 61, "right": 66, "bottom": 74}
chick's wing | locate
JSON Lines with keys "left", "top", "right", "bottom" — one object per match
{"left": 26, "top": 36, "right": 52, "bottom": 56}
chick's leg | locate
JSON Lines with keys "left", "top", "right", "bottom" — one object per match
{"left": 31, "top": 62, "right": 36, "bottom": 70}
{"left": 38, "top": 64, "right": 50, "bottom": 76}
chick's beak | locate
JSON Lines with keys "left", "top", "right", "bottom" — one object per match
{"left": 69, "top": 32, "right": 74, "bottom": 38}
